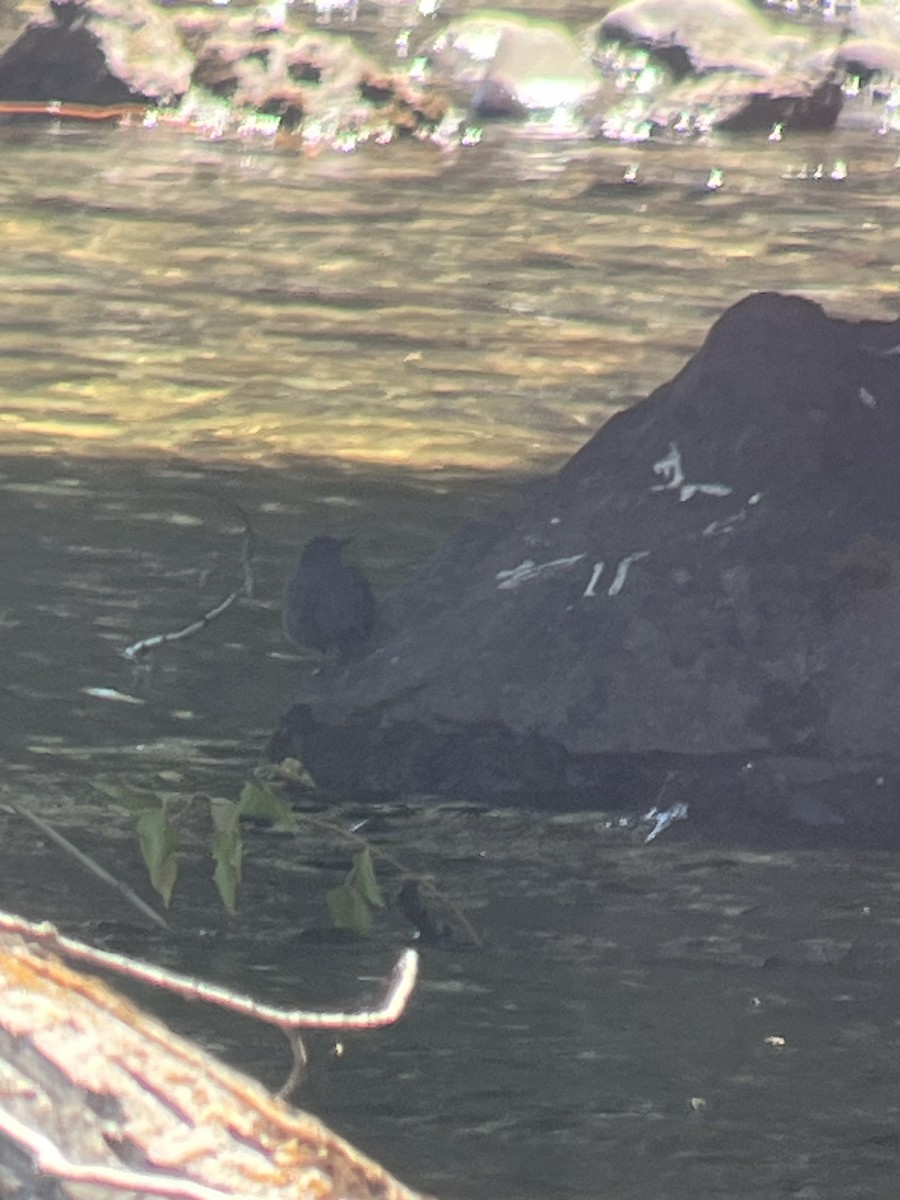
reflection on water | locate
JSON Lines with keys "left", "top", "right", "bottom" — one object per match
{"left": 0, "top": 122, "right": 897, "bottom": 469}
{"left": 1, "top": 104, "right": 900, "bottom": 1200}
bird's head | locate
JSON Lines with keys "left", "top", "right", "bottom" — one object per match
{"left": 301, "top": 535, "right": 352, "bottom": 562}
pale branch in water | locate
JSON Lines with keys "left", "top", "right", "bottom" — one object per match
{"left": 0, "top": 917, "right": 430, "bottom": 1200}
{"left": 278, "top": 1029, "right": 311, "bottom": 1100}
{"left": 0, "top": 910, "right": 419, "bottom": 1031}
{"left": 123, "top": 497, "right": 257, "bottom": 661}
{"left": 123, "top": 590, "right": 238, "bottom": 660}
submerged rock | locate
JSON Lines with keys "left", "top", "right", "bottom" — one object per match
{"left": 274, "top": 293, "right": 900, "bottom": 837}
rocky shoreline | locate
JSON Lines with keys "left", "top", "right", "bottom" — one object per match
{"left": 0, "top": 0, "right": 898, "bottom": 149}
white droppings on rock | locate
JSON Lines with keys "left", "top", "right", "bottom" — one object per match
{"left": 496, "top": 554, "right": 585, "bottom": 590}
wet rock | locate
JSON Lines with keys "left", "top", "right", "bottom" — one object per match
{"left": 595, "top": 0, "right": 844, "bottom": 135}
{"left": 175, "top": 7, "right": 447, "bottom": 141}
{"left": 0, "top": 0, "right": 193, "bottom": 106}
{"left": 421, "top": 11, "right": 604, "bottom": 118}
{"left": 600, "top": 0, "right": 779, "bottom": 78}
{"left": 0, "top": 1, "right": 447, "bottom": 143}
{"left": 182, "top": 8, "right": 340, "bottom": 122}
{"left": 274, "top": 293, "right": 900, "bottom": 837}
{"left": 636, "top": 57, "right": 842, "bottom": 135}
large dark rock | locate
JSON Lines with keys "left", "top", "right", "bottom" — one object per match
{"left": 274, "top": 293, "right": 900, "bottom": 837}
{"left": 0, "top": 1, "right": 447, "bottom": 143}
{"left": 0, "top": 1, "right": 192, "bottom": 107}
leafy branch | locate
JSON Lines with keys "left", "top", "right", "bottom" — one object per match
{"left": 91, "top": 767, "right": 481, "bottom": 945}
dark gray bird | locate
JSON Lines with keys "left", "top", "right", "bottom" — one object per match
{"left": 283, "top": 535, "right": 376, "bottom": 659}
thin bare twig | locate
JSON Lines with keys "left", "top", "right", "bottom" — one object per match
{"left": 123, "top": 590, "right": 238, "bottom": 660}
{"left": 0, "top": 910, "right": 418, "bottom": 1032}
{"left": 122, "top": 496, "right": 257, "bottom": 661}
{"left": 277, "top": 1030, "right": 310, "bottom": 1100}
{"left": 2, "top": 798, "right": 170, "bottom": 931}
{"left": 231, "top": 500, "right": 257, "bottom": 600}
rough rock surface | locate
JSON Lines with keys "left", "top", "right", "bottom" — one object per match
{"left": 421, "top": 12, "right": 605, "bottom": 118}
{"left": 274, "top": 293, "right": 900, "bottom": 837}
{"left": 0, "top": 0, "right": 193, "bottom": 106}
{"left": 0, "top": 1, "right": 446, "bottom": 144}
{"left": 596, "top": 0, "right": 844, "bottom": 135}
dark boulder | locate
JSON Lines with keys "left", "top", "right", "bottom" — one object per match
{"left": 273, "top": 293, "right": 900, "bottom": 838}
{"left": 176, "top": 7, "right": 448, "bottom": 141}
{"left": 0, "top": 2, "right": 446, "bottom": 144}
{"left": 0, "top": 1, "right": 192, "bottom": 107}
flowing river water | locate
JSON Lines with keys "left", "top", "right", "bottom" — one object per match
{"left": 2, "top": 15, "right": 900, "bottom": 1196}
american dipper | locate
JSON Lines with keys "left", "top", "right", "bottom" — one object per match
{"left": 283, "top": 535, "right": 376, "bottom": 659}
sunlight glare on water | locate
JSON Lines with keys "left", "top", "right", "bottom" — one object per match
{"left": 0, "top": 119, "right": 896, "bottom": 471}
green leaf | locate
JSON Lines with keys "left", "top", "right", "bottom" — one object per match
{"left": 136, "top": 807, "right": 179, "bottom": 908}
{"left": 211, "top": 800, "right": 242, "bottom": 916}
{"left": 210, "top": 796, "right": 239, "bottom": 836}
{"left": 348, "top": 847, "right": 384, "bottom": 908}
{"left": 237, "top": 779, "right": 298, "bottom": 832}
{"left": 326, "top": 882, "right": 373, "bottom": 936}
{"left": 325, "top": 849, "right": 383, "bottom": 935}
